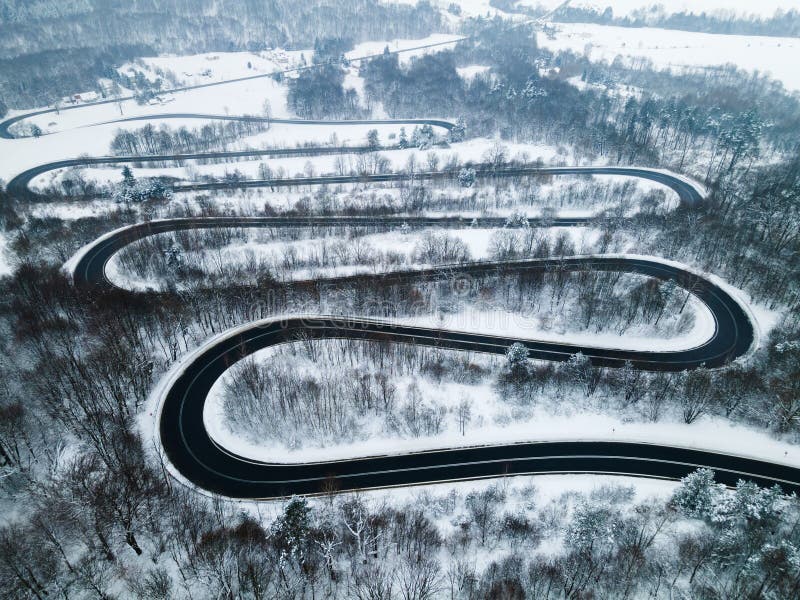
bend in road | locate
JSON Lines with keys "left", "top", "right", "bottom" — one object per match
{"left": 42, "top": 140, "right": 767, "bottom": 499}
{"left": 66, "top": 208, "right": 773, "bottom": 499}
{"left": 9, "top": 156, "right": 705, "bottom": 208}
{"left": 0, "top": 36, "right": 466, "bottom": 139}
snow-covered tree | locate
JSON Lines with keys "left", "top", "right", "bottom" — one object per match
{"left": 113, "top": 178, "right": 172, "bottom": 203}
{"left": 504, "top": 211, "right": 529, "bottom": 228}
{"left": 398, "top": 126, "right": 408, "bottom": 149}
{"left": 449, "top": 116, "right": 466, "bottom": 143}
{"left": 563, "top": 352, "right": 599, "bottom": 397}
{"left": 488, "top": 229, "right": 520, "bottom": 261}
{"left": 413, "top": 232, "right": 471, "bottom": 264}
{"left": 121, "top": 165, "right": 135, "bottom": 187}
{"left": 456, "top": 396, "right": 472, "bottom": 436}
{"left": 366, "top": 128, "right": 380, "bottom": 150}
{"left": 566, "top": 503, "right": 622, "bottom": 553}
{"left": 740, "top": 540, "right": 800, "bottom": 597}
{"left": 465, "top": 485, "right": 505, "bottom": 545}
{"left": 340, "top": 497, "right": 374, "bottom": 561}
{"left": 670, "top": 468, "right": 724, "bottom": 519}
{"left": 274, "top": 496, "right": 311, "bottom": 562}
{"left": 483, "top": 139, "right": 508, "bottom": 168}
{"left": 616, "top": 359, "right": 641, "bottom": 406}
{"left": 503, "top": 342, "right": 530, "bottom": 383}
{"left": 506, "top": 342, "right": 528, "bottom": 367}
{"left": 258, "top": 162, "right": 272, "bottom": 180}
{"left": 679, "top": 365, "right": 713, "bottom": 424}
{"left": 412, "top": 124, "right": 435, "bottom": 149}
{"left": 164, "top": 244, "right": 182, "bottom": 268}
{"left": 457, "top": 167, "right": 476, "bottom": 188}
{"left": 713, "top": 480, "right": 784, "bottom": 529}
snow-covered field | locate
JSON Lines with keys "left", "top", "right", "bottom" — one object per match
{"left": 384, "top": 0, "right": 518, "bottom": 20}
{"left": 5, "top": 14, "right": 798, "bottom": 190}
{"left": 207, "top": 378, "right": 800, "bottom": 469}
{"left": 346, "top": 33, "right": 464, "bottom": 65}
{"left": 0, "top": 74, "right": 290, "bottom": 181}
{"left": 388, "top": 0, "right": 797, "bottom": 25}
{"left": 119, "top": 48, "right": 308, "bottom": 87}
{"left": 0, "top": 34, "right": 462, "bottom": 182}
{"left": 539, "top": 22, "right": 800, "bottom": 91}
{"left": 516, "top": 0, "right": 796, "bottom": 19}
{"left": 457, "top": 64, "right": 492, "bottom": 80}
{"left": 13, "top": 75, "right": 291, "bottom": 137}
{"left": 389, "top": 299, "right": 713, "bottom": 353}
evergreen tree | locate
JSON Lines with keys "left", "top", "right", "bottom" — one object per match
{"left": 367, "top": 128, "right": 380, "bottom": 149}
{"left": 714, "top": 480, "right": 784, "bottom": 529}
{"left": 671, "top": 468, "right": 724, "bottom": 519}
{"left": 503, "top": 342, "right": 531, "bottom": 383}
{"left": 275, "top": 496, "right": 311, "bottom": 562}
{"left": 121, "top": 166, "right": 136, "bottom": 187}
{"left": 417, "top": 123, "right": 435, "bottom": 149}
{"left": 450, "top": 116, "right": 466, "bottom": 142}
{"left": 398, "top": 127, "right": 408, "bottom": 149}
{"left": 164, "top": 244, "right": 182, "bottom": 268}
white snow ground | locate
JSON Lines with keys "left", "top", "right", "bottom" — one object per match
{"left": 157, "top": 251, "right": 779, "bottom": 467}
{"left": 0, "top": 235, "right": 13, "bottom": 277}
{"left": 0, "top": 34, "right": 462, "bottom": 183}
{"left": 27, "top": 137, "right": 619, "bottom": 193}
{"left": 516, "top": 0, "right": 798, "bottom": 19}
{"left": 346, "top": 33, "right": 464, "bottom": 65}
{"left": 118, "top": 48, "right": 309, "bottom": 87}
{"left": 538, "top": 23, "right": 800, "bottom": 91}
{"left": 205, "top": 383, "right": 800, "bottom": 469}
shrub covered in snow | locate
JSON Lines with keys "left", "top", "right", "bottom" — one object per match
{"left": 113, "top": 178, "right": 173, "bottom": 203}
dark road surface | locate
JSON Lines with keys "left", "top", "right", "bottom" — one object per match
{"left": 150, "top": 312, "right": 788, "bottom": 500}
{"left": 9, "top": 156, "right": 704, "bottom": 208}
{"left": 66, "top": 203, "right": 784, "bottom": 499}
{"left": 9, "top": 35, "right": 773, "bottom": 500}
{"left": 0, "top": 36, "right": 465, "bottom": 138}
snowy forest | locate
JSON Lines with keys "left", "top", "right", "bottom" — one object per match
{"left": 1, "top": 1, "right": 800, "bottom": 598}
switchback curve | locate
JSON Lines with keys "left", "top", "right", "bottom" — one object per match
{"left": 9, "top": 29, "right": 767, "bottom": 500}
{"left": 9, "top": 155, "right": 704, "bottom": 208}
{"left": 0, "top": 36, "right": 466, "bottom": 139}
{"left": 65, "top": 205, "right": 778, "bottom": 498}
{"left": 153, "top": 312, "right": 787, "bottom": 501}
{"left": 21, "top": 114, "right": 455, "bottom": 138}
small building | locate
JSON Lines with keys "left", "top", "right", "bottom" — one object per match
{"left": 66, "top": 91, "right": 100, "bottom": 104}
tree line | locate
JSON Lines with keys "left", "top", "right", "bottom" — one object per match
{"left": 0, "top": 0, "right": 444, "bottom": 108}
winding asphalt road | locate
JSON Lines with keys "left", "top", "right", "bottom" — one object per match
{"left": 8, "top": 89, "right": 780, "bottom": 496}
{"left": 8, "top": 24, "right": 773, "bottom": 499}
{"left": 59, "top": 162, "right": 795, "bottom": 498}
{"left": 26, "top": 114, "right": 455, "bottom": 138}
{"left": 0, "top": 36, "right": 466, "bottom": 139}
{"left": 7, "top": 142, "right": 426, "bottom": 199}
{"left": 9, "top": 153, "right": 703, "bottom": 208}
{"left": 158, "top": 314, "right": 792, "bottom": 499}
